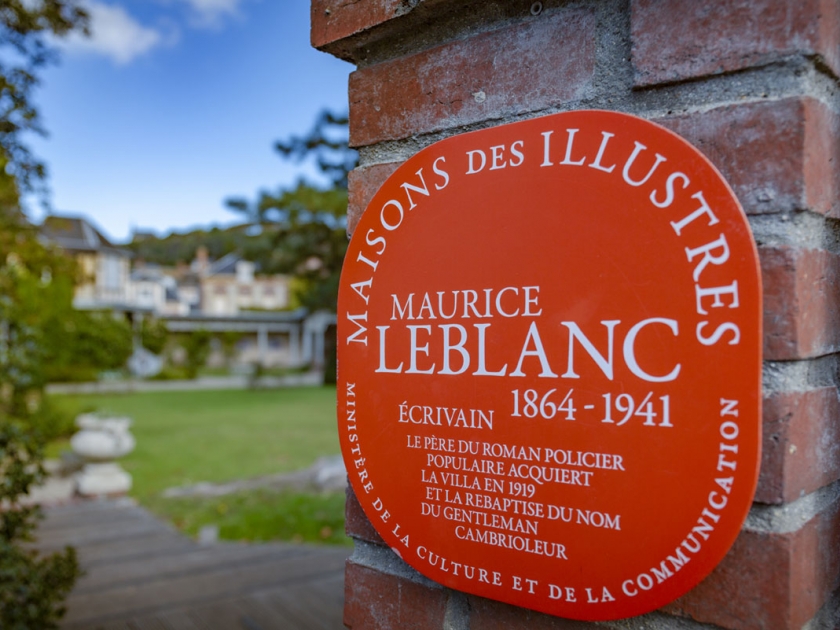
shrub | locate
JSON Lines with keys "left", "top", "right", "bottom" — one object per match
{"left": 0, "top": 420, "right": 81, "bottom": 627}
{"left": 28, "top": 396, "right": 76, "bottom": 442}
{"left": 219, "top": 331, "right": 243, "bottom": 366}
{"left": 41, "top": 365, "right": 99, "bottom": 384}
{"left": 42, "top": 310, "right": 133, "bottom": 381}
{"left": 183, "top": 329, "right": 211, "bottom": 379}
{"left": 150, "top": 365, "right": 191, "bottom": 381}
{"left": 140, "top": 318, "right": 168, "bottom": 355}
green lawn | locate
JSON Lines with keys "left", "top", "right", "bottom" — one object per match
{"left": 145, "top": 490, "right": 350, "bottom": 546}
{"left": 51, "top": 387, "right": 348, "bottom": 545}
{"left": 53, "top": 386, "right": 340, "bottom": 501}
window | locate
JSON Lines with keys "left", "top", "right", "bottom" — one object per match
{"left": 99, "top": 255, "right": 122, "bottom": 290}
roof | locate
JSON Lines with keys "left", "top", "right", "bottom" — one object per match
{"left": 206, "top": 252, "right": 241, "bottom": 276}
{"left": 162, "top": 307, "right": 310, "bottom": 326}
{"left": 131, "top": 266, "right": 164, "bottom": 281}
{"left": 40, "top": 215, "right": 129, "bottom": 257}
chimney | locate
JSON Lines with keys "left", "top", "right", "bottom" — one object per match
{"left": 195, "top": 246, "right": 209, "bottom": 276}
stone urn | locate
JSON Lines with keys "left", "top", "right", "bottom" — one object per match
{"left": 70, "top": 413, "right": 136, "bottom": 496}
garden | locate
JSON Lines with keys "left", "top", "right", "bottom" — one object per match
{"left": 49, "top": 386, "right": 350, "bottom": 546}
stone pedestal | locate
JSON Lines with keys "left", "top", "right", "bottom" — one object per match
{"left": 71, "top": 414, "right": 136, "bottom": 497}
{"left": 75, "top": 462, "right": 133, "bottom": 496}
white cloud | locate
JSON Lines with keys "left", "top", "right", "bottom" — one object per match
{"left": 177, "top": 0, "right": 243, "bottom": 27}
{"left": 62, "top": 1, "right": 163, "bottom": 65}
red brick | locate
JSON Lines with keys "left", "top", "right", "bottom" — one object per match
{"left": 346, "top": 485, "right": 385, "bottom": 545}
{"left": 758, "top": 388, "right": 840, "bottom": 505}
{"left": 344, "top": 561, "right": 448, "bottom": 629}
{"left": 632, "top": 0, "right": 840, "bottom": 86}
{"left": 658, "top": 98, "right": 839, "bottom": 217}
{"left": 347, "top": 162, "right": 401, "bottom": 236}
{"left": 342, "top": 505, "right": 840, "bottom": 630}
{"left": 311, "top": 0, "right": 455, "bottom": 57}
{"left": 348, "top": 7, "right": 596, "bottom": 147}
{"left": 760, "top": 246, "right": 840, "bottom": 361}
{"left": 311, "top": 0, "right": 403, "bottom": 51}
{"left": 468, "top": 596, "right": 598, "bottom": 629}
{"left": 804, "top": 98, "right": 840, "bottom": 220}
{"left": 665, "top": 501, "right": 840, "bottom": 630}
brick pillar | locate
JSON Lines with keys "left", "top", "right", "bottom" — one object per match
{"left": 314, "top": 1, "right": 840, "bottom": 628}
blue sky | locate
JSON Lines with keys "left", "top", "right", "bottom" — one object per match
{"left": 24, "top": 0, "right": 353, "bottom": 242}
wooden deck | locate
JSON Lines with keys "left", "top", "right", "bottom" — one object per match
{"left": 36, "top": 499, "right": 351, "bottom": 630}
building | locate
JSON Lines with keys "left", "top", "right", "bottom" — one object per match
{"left": 130, "top": 265, "right": 190, "bottom": 316}
{"left": 40, "top": 215, "right": 133, "bottom": 311}
{"left": 39, "top": 214, "right": 328, "bottom": 369}
{"left": 194, "top": 248, "right": 291, "bottom": 316}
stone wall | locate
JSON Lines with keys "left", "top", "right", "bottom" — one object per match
{"left": 313, "top": 1, "right": 840, "bottom": 628}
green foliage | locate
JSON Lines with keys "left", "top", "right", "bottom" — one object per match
{"left": 140, "top": 317, "right": 168, "bottom": 355}
{"left": 0, "top": 420, "right": 81, "bottom": 628}
{"left": 0, "top": 194, "right": 83, "bottom": 618}
{"left": 41, "top": 310, "right": 132, "bottom": 381}
{"left": 274, "top": 110, "right": 356, "bottom": 189}
{"left": 148, "top": 490, "right": 350, "bottom": 546}
{"left": 0, "top": 422, "right": 44, "bottom": 539}
{"left": 28, "top": 395, "right": 75, "bottom": 442}
{"left": 0, "top": 165, "right": 76, "bottom": 410}
{"left": 226, "top": 111, "right": 357, "bottom": 312}
{"left": 247, "top": 360, "right": 265, "bottom": 390}
{"left": 218, "top": 331, "right": 242, "bottom": 365}
{"left": 40, "top": 365, "right": 98, "bottom": 384}
{"left": 0, "top": 157, "right": 132, "bottom": 387}
{"left": 0, "top": 1, "right": 88, "bottom": 196}
{"left": 183, "top": 329, "right": 211, "bottom": 378}
{"left": 149, "top": 365, "right": 190, "bottom": 381}
{"left": 127, "top": 223, "right": 270, "bottom": 268}
{"left": 0, "top": 5, "right": 87, "bottom": 623}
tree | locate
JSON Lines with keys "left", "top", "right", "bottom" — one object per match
{"left": 273, "top": 110, "right": 356, "bottom": 190}
{"left": 0, "top": 163, "right": 83, "bottom": 626}
{"left": 0, "top": 5, "right": 89, "bottom": 622}
{"left": 0, "top": 1, "right": 88, "bottom": 197}
{"left": 226, "top": 111, "right": 358, "bottom": 312}
{"left": 0, "top": 158, "right": 132, "bottom": 387}
{"left": 126, "top": 224, "right": 262, "bottom": 267}
{"left": 0, "top": 421, "right": 79, "bottom": 628}
{"left": 0, "top": 2, "right": 89, "bottom": 394}
{"left": 0, "top": 157, "right": 76, "bottom": 409}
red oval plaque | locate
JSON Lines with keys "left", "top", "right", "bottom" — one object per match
{"left": 337, "top": 110, "right": 761, "bottom": 621}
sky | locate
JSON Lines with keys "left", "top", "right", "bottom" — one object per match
{"left": 24, "top": 0, "right": 353, "bottom": 243}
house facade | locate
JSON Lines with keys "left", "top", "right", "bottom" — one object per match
{"left": 39, "top": 214, "right": 324, "bottom": 369}
{"left": 193, "top": 248, "right": 291, "bottom": 316}
{"left": 40, "top": 215, "right": 133, "bottom": 311}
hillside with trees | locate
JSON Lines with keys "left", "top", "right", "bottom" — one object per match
{"left": 126, "top": 223, "right": 270, "bottom": 268}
